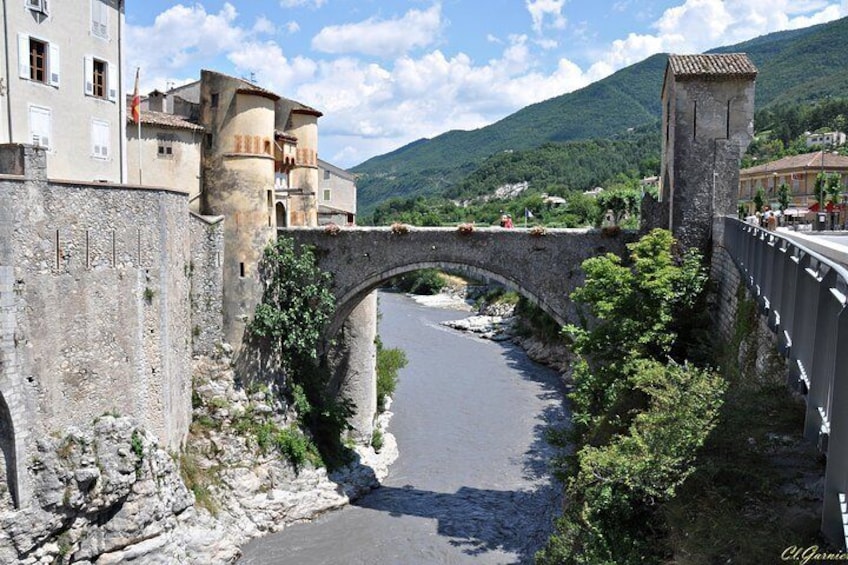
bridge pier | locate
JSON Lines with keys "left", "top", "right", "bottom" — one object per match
{"left": 326, "top": 292, "right": 378, "bottom": 444}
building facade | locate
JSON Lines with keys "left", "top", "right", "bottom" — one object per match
{"left": 738, "top": 151, "right": 848, "bottom": 215}
{"left": 805, "top": 131, "right": 846, "bottom": 149}
{"left": 0, "top": 0, "right": 126, "bottom": 182}
{"left": 317, "top": 158, "right": 356, "bottom": 226}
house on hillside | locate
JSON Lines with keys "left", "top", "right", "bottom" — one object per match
{"left": 738, "top": 151, "right": 848, "bottom": 217}
{"left": 2, "top": 0, "right": 127, "bottom": 182}
{"left": 805, "top": 131, "right": 846, "bottom": 149}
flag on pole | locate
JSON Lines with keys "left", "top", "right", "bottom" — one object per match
{"left": 131, "top": 68, "right": 140, "bottom": 124}
{"left": 525, "top": 208, "right": 534, "bottom": 219}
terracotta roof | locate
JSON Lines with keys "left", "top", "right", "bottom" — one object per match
{"left": 668, "top": 53, "right": 758, "bottom": 78}
{"left": 130, "top": 110, "right": 204, "bottom": 132}
{"left": 274, "top": 130, "right": 298, "bottom": 143}
{"left": 291, "top": 104, "right": 323, "bottom": 118}
{"left": 740, "top": 151, "right": 848, "bottom": 175}
{"left": 236, "top": 82, "right": 280, "bottom": 101}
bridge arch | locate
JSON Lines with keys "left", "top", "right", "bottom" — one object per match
{"left": 333, "top": 260, "right": 562, "bottom": 339}
{"left": 284, "top": 226, "right": 635, "bottom": 339}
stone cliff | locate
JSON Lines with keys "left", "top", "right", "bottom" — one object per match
{"left": 0, "top": 353, "right": 398, "bottom": 564}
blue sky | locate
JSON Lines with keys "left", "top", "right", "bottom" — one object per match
{"left": 125, "top": 1, "right": 848, "bottom": 168}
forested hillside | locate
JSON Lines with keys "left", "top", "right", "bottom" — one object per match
{"left": 353, "top": 16, "right": 848, "bottom": 217}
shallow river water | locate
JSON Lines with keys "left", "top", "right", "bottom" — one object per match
{"left": 239, "top": 291, "right": 567, "bottom": 564}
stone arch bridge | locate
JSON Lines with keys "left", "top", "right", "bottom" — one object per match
{"left": 285, "top": 226, "right": 634, "bottom": 336}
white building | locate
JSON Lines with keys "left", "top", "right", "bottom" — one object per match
{"left": 805, "top": 131, "right": 846, "bottom": 148}
{"left": 317, "top": 158, "right": 356, "bottom": 225}
{"left": 0, "top": 0, "right": 127, "bottom": 182}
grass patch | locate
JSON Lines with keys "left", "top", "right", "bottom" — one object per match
{"left": 664, "top": 289, "right": 824, "bottom": 563}
{"left": 179, "top": 451, "right": 221, "bottom": 516}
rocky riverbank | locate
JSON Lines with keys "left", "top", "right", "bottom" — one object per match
{"left": 411, "top": 286, "right": 572, "bottom": 375}
{"left": 0, "top": 353, "right": 399, "bottom": 564}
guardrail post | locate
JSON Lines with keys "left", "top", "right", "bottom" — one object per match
{"left": 822, "top": 305, "right": 848, "bottom": 549}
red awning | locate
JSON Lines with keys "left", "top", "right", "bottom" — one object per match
{"left": 808, "top": 202, "right": 840, "bottom": 212}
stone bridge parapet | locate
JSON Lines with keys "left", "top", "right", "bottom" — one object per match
{"left": 284, "top": 226, "right": 636, "bottom": 337}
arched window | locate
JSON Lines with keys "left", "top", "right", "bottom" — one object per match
{"left": 276, "top": 202, "right": 287, "bottom": 228}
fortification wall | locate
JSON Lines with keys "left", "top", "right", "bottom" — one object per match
{"left": 0, "top": 148, "right": 194, "bottom": 462}
{"left": 189, "top": 213, "right": 225, "bottom": 356}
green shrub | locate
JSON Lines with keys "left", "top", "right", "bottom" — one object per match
{"left": 391, "top": 269, "right": 446, "bottom": 295}
{"left": 376, "top": 336, "right": 407, "bottom": 412}
{"left": 371, "top": 428, "right": 384, "bottom": 452}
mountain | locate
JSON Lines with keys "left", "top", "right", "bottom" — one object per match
{"left": 352, "top": 16, "right": 848, "bottom": 216}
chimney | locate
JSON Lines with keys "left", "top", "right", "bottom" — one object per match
{"left": 148, "top": 89, "right": 167, "bottom": 112}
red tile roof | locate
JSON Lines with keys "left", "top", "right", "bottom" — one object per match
{"left": 740, "top": 151, "right": 848, "bottom": 175}
{"left": 668, "top": 53, "right": 758, "bottom": 78}
{"left": 130, "top": 110, "right": 204, "bottom": 132}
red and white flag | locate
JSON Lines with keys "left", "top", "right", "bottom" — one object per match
{"left": 131, "top": 68, "right": 140, "bottom": 124}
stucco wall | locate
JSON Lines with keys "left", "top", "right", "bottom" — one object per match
{"left": 2, "top": 1, "right": 125, "bottom": 183}
{"left": 126, "top": 125, "right": 203, "bottom": 198}
{"left": 0, "top": 148, "right": 193, "bottom": 458}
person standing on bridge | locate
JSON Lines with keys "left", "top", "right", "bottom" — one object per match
{"left": 504, "top": 214, "right": 514, "bottom": 229}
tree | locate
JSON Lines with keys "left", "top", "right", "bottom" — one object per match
{"left": 753, "top": 186, "right": 766, "bottom": 212}
{"left": 538, "top": 229, "right": 722, "bottom": 565}
{"left": 595, "top": 185, "right": 641, "bottom": 226}
{"left": 777, "top": 182, "right": 791, "bottom": 212}
{"left": 249, "top": 237, "right": 335, "bottom": 374}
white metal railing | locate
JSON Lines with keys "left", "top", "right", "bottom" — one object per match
{"left": 722, "top": 217, "right": 848, "bottom": 548}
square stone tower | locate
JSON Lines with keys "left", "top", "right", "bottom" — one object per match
{"left": 660, "top": 53, "right": 757, "bottom": 251}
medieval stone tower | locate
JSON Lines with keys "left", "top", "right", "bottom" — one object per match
{"left": 199, "top": 70, "right": 278, "bottom": 350}
{"left": 660, "top": 53, "right": 757, "bottom": 250}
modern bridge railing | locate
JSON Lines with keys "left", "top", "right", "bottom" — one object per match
{"left": 721, "top": 216, "right": 848, "bottom": 549}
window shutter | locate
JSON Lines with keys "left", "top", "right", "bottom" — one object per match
{"left": 92, "top": 120, "right": 110, "bottom": 158}
{"left": 84, "top": 56, "right": 94, "bottom": 95}
{"left": 48, "top": 43, "right": 59, "bottom": 86}
{"left": 18, "top": 34, "right": 29, "bottom": 79}
{"left": 30, "top": 106, "right": 51, "bottom": 149}
{"left": 107, "top": 62, "right": 117, "bottom": 101}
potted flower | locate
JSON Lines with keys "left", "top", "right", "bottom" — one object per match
{"left": 457, "top": 223, "right": 475, "bottom": 235}
{"left": 324, "top": 223, "right": 341, "bottom": 236}
{"left": 390, "top": 222, "right": 410, "bottom": 235}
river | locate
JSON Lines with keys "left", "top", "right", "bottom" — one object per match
{"left": 239, "top": 290, "right": 567, "bottom": 564}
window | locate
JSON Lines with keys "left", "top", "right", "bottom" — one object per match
{"left": 323, "top": 188, "right": 331, "bottom": 202}
{"left": 91, "top": 0, "right": 109, "bottom": 39}
{"left": 157, "top": 137, "right": 174, "bottom": 159}
{"left": 30, "top": 38, "right": 46, "bottom": 83}
{"left": 26, "top": 0, "right": 49, "bottom": 16}
{"left": 323, "top": 169, "right": 331, "bottom": 180}
{"left": 91, "top": 119, "right": 110, "bottom": 159}
{"left": 93, "top": 60, "right": 105, "bottom": 97}
{"left": 210, "top": 93, "right": 219, "bottom": 108}
{"left": 84, "top": 56, "right": 116, "bottom": 100}
{"left": 29, "top": 105, "right": 51, "bottom": 148}
{"left": 18, "top": 34, "right": 59, "bottom": 86}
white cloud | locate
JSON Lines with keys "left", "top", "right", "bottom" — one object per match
{"left": 584, "top": 0, "right": 848, "bottom": 82}
{"left": 526, "top": 0, "right": 567, "bottom": 34}
{"left": 129, "top": 1, "right": 848, "bottom": 168}
{"left": 126, "top": 3, "right": 248, "bottom": 91}
{"left": 252, "top": 16, "right": 276, "bottom": 35}
{"left": 311, "top": 4, "right": 443, "bottom": 57}
{"left": 280, "top": 0, "right": 327, "bottom": 7}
